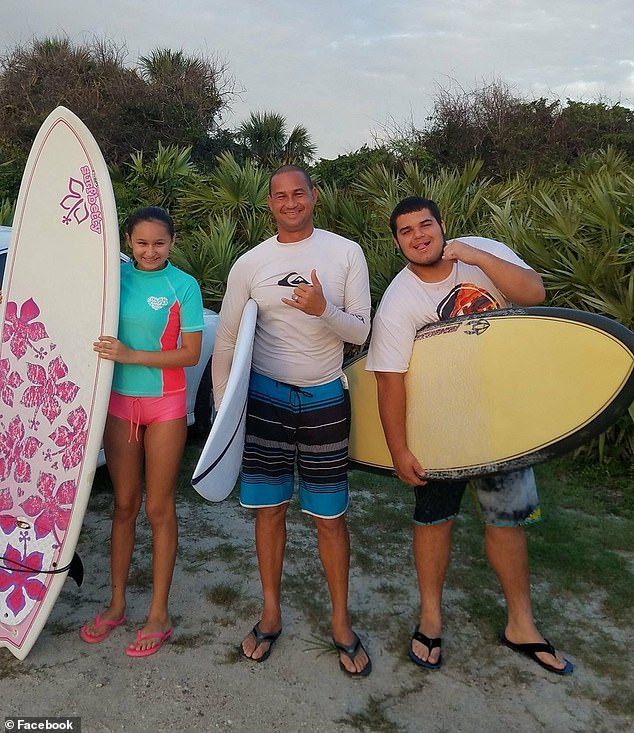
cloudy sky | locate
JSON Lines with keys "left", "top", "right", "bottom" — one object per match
{"left": 2, "top": 0, "right": 632, "bottom": 159}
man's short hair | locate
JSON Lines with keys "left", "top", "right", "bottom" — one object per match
{"left": 389, "top": 197, "right": 443, "bottom": 238}
{"left": 269, "top": 165, "right": 314, "bottom": 194}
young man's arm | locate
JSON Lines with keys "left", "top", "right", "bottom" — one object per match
{"left": 374, "top": 371, "right": 426, "bottom": 486}
{"left": 443, "top": 240, "right": 545, "bottom": 305}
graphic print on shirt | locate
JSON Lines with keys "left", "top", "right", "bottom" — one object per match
{"left": 277, "top": 272, "right": 310, "bottom": 288}
{"left": 147, "top": 296, "right": 169, "bottom": 311}
{"left": 437, "top": 283, "right": 500, "bottom": 321}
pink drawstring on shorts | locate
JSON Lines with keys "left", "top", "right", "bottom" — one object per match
{"left": 128, "top": 397, "right": 142, "bottom": 443}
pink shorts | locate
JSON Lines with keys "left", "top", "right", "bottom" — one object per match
{"left": 108, "top": 391, "right": 187, "bottom": 442}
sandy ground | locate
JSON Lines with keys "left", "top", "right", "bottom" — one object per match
{"left": 1, "top": 458, "right": 632, "bottom": 733}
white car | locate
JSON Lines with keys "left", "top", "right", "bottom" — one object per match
{"left": 0, "top": 225, "right": 217, "bottom": 463}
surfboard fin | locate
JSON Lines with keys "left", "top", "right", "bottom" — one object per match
{"left": 67, "top": 552, "right": 84, "bottom": 587}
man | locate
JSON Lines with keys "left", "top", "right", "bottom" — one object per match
{"left": 212, "top": 165, "right": 372, "bottom": 676}
{"left": 366, "top": 196, "right": 573, "bottom": 675}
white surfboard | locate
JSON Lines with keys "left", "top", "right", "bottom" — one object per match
{"left": 0, "top": 107, "right": 120, "bottom": 659}
{"left": 346, "top": 307, "right": 634, "bottom": 479}
{"left": 191, "top": 299, "right": 257, "bottom": 501}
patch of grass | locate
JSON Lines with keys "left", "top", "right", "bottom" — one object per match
{"left": 603, "top": 684, "right": 634, "bottom": 717}
{"left": 300, "top": 632, "right": 337, "bottom": 657}
{"left": 527, "top": 496, "right": 634, "bottom": 623}
{"left": 179, "top": 547, "right": 212, "bottom": 572}
{"left": 46, "top": 619, "right": 75, "bottom": 636}
{"left": 534, "top": 457, "right": 634, "bottom": 519}
{"left": 226, "top": 645, "right": 246, "bottom": 663}
{"left": 59, "top": 582, "right": 95, "bottom": 610}
{"left": 127, "top": 566, "right": 153, "bottom": 591}
{"left": 350, "top": 545, "right": 377, "bottom": 574}
{"left": 212, "top": 541, "right": 243, "bottom": 564}
{"left": 459, "top": 588, "right": 505, "bottom": 637}
{"left": 337, "top": 695, "right": 403, "bottom": 733}
{"left": 347, "top": 472, "right": 413, "bottom": 580}
{"left": 0, "top": 655, "right": 30, "bottom": 679}
{"left": 205, "top": 582, "right": 241, "bottom": 608}
{"left": 171, "top": 629, "right": 217, "bottom": 649}
{"left": 285, "top": 577, "right": 330, "bottom": 630}
{"left": 179, "top": 539, "right": 249, "bottom": 575}
{"left": 375, "top": 581, "right": 403, "bottom": 600}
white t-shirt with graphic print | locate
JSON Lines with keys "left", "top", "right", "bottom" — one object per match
{"left": 366, "top": 236, "right": 532, "bottom": 374}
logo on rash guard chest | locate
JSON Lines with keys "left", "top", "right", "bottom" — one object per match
{"left": 277, "top": 272, "right": 310, "bottom": 288}
{"left": 147, "top": 296, "right": 169, "bottom": 310}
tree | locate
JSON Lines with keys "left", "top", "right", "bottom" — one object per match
{"left": 312, "top": 145, "right": 400, "bottom": 188}
{"left": 137, "top": 48, "right": 235, "bottom": 167}
{"left": 0, "top": 36, "right": 234, "bottom": 167}
{"left": 556, "top": 100, "right": 634, "bottom": 162}
{"left": 419, "top": 80, "right": 561, "bottom": 179}
{"left": 236, "top": 111, "right": 316, "bottom": 169}
{"left": 400, "top": 79, "right": 634, "bottom": 180}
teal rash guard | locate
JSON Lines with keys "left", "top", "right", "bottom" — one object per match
{"left": 112, "top": 260, "right": 204, "bottom": 397}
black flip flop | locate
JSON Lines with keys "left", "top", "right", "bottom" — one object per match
{"left": 332, "top": 632, "right": 372, "bottom": 678}
{"left": 240, "top": 623, "right": 282, "bottom": 663}
{"left": 409, "top": 625, "right": 442, "bottom": 670}
{"left": 498, "top": 631, "right": 574, "bottom": 675}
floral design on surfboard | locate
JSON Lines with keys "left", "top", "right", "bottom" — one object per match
{"left": 0, "top": 297, "right": 86, "bottom": 624}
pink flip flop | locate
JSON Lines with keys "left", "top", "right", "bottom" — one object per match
{"left": 126, "top": 628, "right": 173, "bottom": 658}
{"left": 80, "top": 614, "right": 127, "bottom": 644}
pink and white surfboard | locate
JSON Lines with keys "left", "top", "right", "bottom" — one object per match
{"left": 0, "top": 107, "right": 120, "bottom": 659}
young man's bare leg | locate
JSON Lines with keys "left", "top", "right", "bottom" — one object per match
{"left": 485, "top": 524, "right": 568, "bottom": 671}
{"left": 412, "top": 519, "right": 454, "bottom": 665}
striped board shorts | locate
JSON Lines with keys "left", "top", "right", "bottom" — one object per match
{"left": 239, "top": 371, "right": 350, "bottom": 518}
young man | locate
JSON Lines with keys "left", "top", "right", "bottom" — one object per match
{"left": 366, "top": 196, "right": 573, "bottom": 675}
{"left": 212, "top": 166, "right": 372, "bottom": 676}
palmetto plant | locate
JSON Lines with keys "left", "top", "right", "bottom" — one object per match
{"left": 0, "top": 197, "right": 13, "bottom": 225}
{"left": 320, "top": 151, "right": 633, "bottom": 461}
{"left": 489, "top": 149, "right": 634, "bottom": 330}
{"left": 110, "top": 142, "right": 197, "bottom": 218}
{"left": 487, "top": 149, "right": 634, "bottom": 461}
{"left": 337, "top": 159, "right": 504, "bottom": 312}
{"left": 178, "top": 151, "right": 270, "bottom": 230}
{"left": 174, "top": 152, "right": 273, "bottom": 301}
{"left": 170, "top": 215, "right": 249, "bottom": 312}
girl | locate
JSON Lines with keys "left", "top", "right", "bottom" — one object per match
{"left": 80, "top": 207, "right": 203, "bottom": 657}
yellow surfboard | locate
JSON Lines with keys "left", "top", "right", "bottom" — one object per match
{"left": 345, "top": 307, "right": 634, "bottom": 478}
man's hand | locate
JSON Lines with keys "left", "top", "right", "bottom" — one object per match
{"left": 281, "top": 268, "right": 327, "bottom": 316}
{"left": 391, "top": 446, "right": 427, "bottom": 486}
{"left": 442, "top": 239, "right": 483, "bottom": 265}
{"left": 443, "top": 238, "right": 545, "bottom": 304}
